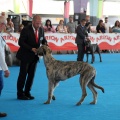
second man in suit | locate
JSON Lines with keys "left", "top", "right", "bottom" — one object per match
{"left": 16, "top": 15, "right": 47, "bottom": 100}
{"left": 75, "top": 19, "right": 89, "bottom": 61}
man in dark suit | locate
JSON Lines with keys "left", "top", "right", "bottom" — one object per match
{"left": 16, "top": 15, "right": 47, "bottom": 100}
{"left": 75, "top": 19, "right": 89, "bottom": 61}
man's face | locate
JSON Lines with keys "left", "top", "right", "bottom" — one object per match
{"left": 105, "top": 18, "right": 108, "bottom": 23}
{"left": 81, "top": 21, "right": 86, "bottom": 26}
{"left": 32, "top": 18, "right": 42, "bottom": 30}
{"left": 69, "top": 17, "right": 73, "bottom": 22}
{"left": 86, "top": 17, "right": 90, "bottom": 22}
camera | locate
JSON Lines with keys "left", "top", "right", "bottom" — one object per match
{"left": 48, "top": 28, "right": 51, "bottom": 31}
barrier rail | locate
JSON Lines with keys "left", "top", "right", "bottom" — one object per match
{"left": 2, "top": 33, "right": 120, "bottom": 52}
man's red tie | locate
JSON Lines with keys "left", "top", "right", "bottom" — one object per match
{"left": 35, "top": 29, "right": 38, "bottom": 43}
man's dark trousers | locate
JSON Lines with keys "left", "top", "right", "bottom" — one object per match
{"left": 77, "top": 44, "right": 85, "bottom": 61}
{"left": 17, "top": 59, "right": 37, "bottom": 96}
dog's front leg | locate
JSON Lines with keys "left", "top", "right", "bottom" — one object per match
{"left": 44, "top": 81, "right": 54, "bottom": 104}
{"left": 91, "top": 53, "right": 94, "bottom": 64}
{"left": 98, "top": 52, "right": 102, "bottom": 62}
{"left": 86, "top": 53, "right": 88, "bottom": 62}
{"left": 97, "top": 47, "right": 102, "bottom": 62}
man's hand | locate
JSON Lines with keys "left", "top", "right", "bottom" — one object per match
{"left": 4, "top": 70, "right": 10, "bottom": 77}
{"left": 86, "top": 37, "right": 90, "bottom": 41}
{"left": 32, "top": 48, "right": 37, "bottom": 54}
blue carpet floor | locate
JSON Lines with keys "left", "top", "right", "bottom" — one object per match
{"left": 1, "top": 53, "right": 120, "bottom": 120}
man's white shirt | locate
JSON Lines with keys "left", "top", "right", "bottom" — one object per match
{"left": 0, "top": 33, "right": 8, "bottom": 71}
{"left": 104, "top": 22, "right": 110, "bottom": 33}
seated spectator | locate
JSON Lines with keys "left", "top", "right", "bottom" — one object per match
{"left": 112, "top": 20, "right": 120, "bottom": 33}
{"left": 96, "top": 20, "right": 107, "bottom": 53}
{"left": 6, "top": 18, "right": 14, "bottom": 33}
{"left": 96, "top": 20, "right": 106, "bottom": 33}
{"left": 44, "top": 19, "right": 56, "bottom": 33}
{"left": 56, "top": 20, "right": 67, "bottom": 33}
{"left": 104, "top": 17, "right": 112, "bottom": 33}
{"left": 66, "top": 16, "right": 77, "bottom": 33}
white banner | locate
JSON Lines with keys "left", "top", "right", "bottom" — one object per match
{"left": 2, "top": 33, "right": 120, "bottom": 51}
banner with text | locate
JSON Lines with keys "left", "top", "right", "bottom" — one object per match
{"left": 2, "top": 33, "right": 120, "bottom": 52}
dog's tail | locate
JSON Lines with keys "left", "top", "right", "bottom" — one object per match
{"left": 91, "top": 76, "right": 104, "bottom": 93}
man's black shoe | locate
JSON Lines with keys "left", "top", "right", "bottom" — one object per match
{"left": 0, "top": 112, "right": 7, "bottom": 117}
{"left": 25, "top": 94, "right": 34, "bottom": 100}
{"left": 17, "top": 95, "right": 30, "bottom": 100}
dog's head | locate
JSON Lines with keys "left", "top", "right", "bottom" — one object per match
{"left": 85, "top": 39, "right": 91, "bottom": 47}
{"left": 37, "top": 45, "right": 52, "bottom": 56}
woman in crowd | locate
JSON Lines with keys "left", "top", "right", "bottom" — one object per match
{"left": 6, "top": 17, "right": 14, "bottom": 33}
{"left": 56, "top": 20, "right": 67, "bottom": 33}
{"left": 96, "top": 20, "right": 106, "bottom": 33}
{"left": 44, "top": 19, "right": 56, "bottom": 33}
{"left": 96, "top": 20, "right": 106, "bottom": 53}
{"left": 112, "top": 20, "right": 120, "bottom": 33}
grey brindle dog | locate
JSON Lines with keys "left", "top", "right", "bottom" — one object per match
{"left": 85, "top": 40, "right": 102, "bottom": 64}
{"left": 37, "top": 45, "right": 104, "bottom": 106}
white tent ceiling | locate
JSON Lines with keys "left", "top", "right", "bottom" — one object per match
{"left": 54, "top": 0, "right": 120, "bottom": 2}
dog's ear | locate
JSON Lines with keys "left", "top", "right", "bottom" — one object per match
{"left": 41, "top": 45, "right": 47, "bottom": 55}
{"left": 42, "top": 48, "right": 46, "bottom": 55}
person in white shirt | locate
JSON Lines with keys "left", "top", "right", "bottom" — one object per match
{"left": 0, "top": 16, "right": 10, "bottom": 117}
{"left": 104, "top": 17, "right": 112, "bottom": 33}
{"left": 66, "top": 16, "right": 77, "bottom": 33}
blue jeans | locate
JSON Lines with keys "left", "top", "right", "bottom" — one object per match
{"left": 0, "top": 70, "right": 3, "bottom": 95}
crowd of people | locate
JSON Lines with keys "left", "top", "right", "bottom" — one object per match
{"left": 1, "top": 11, "right": 120, "bottom": 34}
{"left": 0, "top": 12, "right": 77, "bottom": 34}
{"left": 40, "top": 16, "right": 77, "bottom": 34}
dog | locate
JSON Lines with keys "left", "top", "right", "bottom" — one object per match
{"left": 37, "top": 45, "right": 104, "bottom": 106}
{"left": 85, "top": 40, "right": 102, "bottom": 64}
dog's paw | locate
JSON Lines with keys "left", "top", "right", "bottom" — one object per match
{"left": 52, "top": 95, "right": 56, "bottom": 100}
{"left": 76, "top": 102, "right": 81, "bottom": 106}
{"left": 90, "top": 101, "right": 96, "bottom": 104}
{"left": 44, "top": 101, "right": 50, "bottom": 104}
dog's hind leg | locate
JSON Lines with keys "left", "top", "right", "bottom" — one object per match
{"left": 87, "top": 82, "right": 97, "bottom": 104}
{"left": 44, "top": 81, "right": 54, "bottom": 104}
{"left": 88, "top": 75, "right": 104, "bottom": 104}
{"left": 97, "top": 47, "right": 102, "bottom": 62}
{"left": 76, "top": 75, "right": 87, "bottom": 106}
